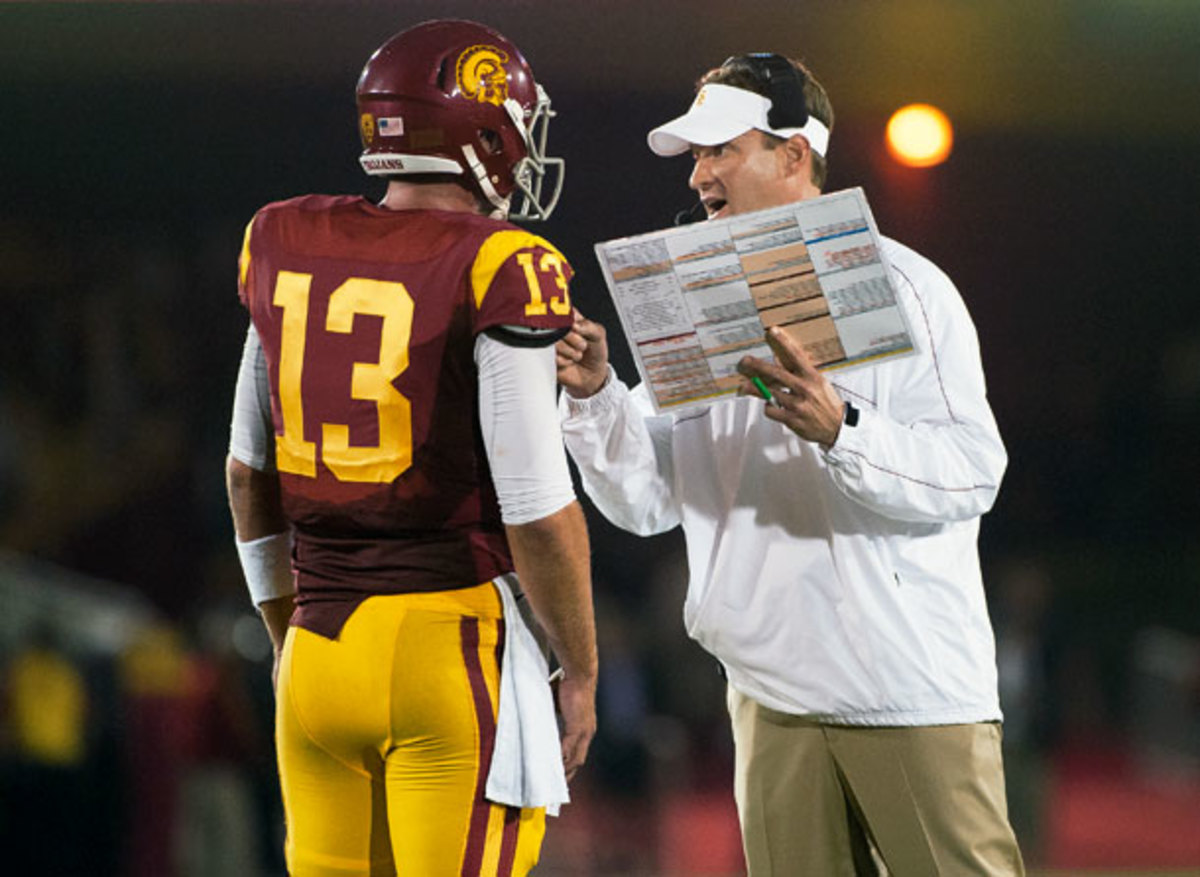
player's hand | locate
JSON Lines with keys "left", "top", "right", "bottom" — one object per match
{"left": 556, "top": 310, "right": 610, "bottom": 399}
{"left": 737, "top": 326, "right": 846, "bottom": 448}
{"left": 257, "top": 594, "right": 294, "bottom": 692}
{"left": 553, "top": 668, "right": 597, "bottom": 782}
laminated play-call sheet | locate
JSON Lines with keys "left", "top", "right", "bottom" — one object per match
{"left": 594, "top": 187, "right": 915, "bottom": 413}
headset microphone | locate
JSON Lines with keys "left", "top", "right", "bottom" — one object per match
{"left": 674, "top": 201, "right": 707, "bottom": 226}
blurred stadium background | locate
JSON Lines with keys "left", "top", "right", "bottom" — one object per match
{"left": 1, "top": 2, "right": 1198, "bottom": 874}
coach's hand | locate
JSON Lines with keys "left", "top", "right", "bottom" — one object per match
{"left": 737, "top": 326, "right": 847, "bottom": 449}
{"left": 556, "top": 310, "right": 610, "bottom": 400}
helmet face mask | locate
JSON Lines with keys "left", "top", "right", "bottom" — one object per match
{"left": 507, "top": 85, "right": 564, "bottom": 221}
{"left": 356, "top": 19, "right": 564, "bottom": 221}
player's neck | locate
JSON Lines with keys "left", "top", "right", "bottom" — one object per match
{"left": 379, "top": 179, "right": 485, "bottom": 215}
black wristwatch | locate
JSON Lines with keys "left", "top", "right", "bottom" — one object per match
{"left": 844, "top": 402, "right": 860, "bottom": 427}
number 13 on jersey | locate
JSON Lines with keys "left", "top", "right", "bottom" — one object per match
{"left": 273, "top": 271, "right": 414, "bottom": 484}
{"left": 269, "top": 249, "right": 567, "bottom": 484}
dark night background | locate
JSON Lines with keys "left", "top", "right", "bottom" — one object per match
{"left": 1, "top": 2, "right": 1198, "bottom": 873}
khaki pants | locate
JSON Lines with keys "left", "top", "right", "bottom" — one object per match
{"left": 727, "top": 686, "right": 1025, "bottom": 877}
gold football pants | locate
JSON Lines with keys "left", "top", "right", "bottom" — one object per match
{"left": 276, "top": 584, "right": 546, "bottom": 876}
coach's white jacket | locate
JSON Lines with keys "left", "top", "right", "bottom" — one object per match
{"left": 560, "top": 238, "right": 1007, "bottom": 726}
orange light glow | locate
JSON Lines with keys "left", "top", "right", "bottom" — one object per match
{"left": 886, "top": 104, "right": 954, "bottom": 168}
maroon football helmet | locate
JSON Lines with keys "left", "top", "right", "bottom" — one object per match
{"left": 356, "top": 19, "right": 564, "bottom": 221}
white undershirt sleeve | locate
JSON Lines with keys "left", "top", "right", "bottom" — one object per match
{"left": 475, "top": 331, "right": 576, "bottom": 525}
{"left": 228, "top": 323, "right": 276, "bottom": 472}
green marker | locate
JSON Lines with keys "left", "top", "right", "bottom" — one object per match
{"left": 751, "top": 375, "right": 778, "bottom": 406}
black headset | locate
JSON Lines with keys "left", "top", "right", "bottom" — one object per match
{"left": 722, "top": 53, "right": 810, "bottom": 130}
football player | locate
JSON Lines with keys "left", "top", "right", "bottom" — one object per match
{"left": 225, "top": 19, "right": 597, "bottom": 876}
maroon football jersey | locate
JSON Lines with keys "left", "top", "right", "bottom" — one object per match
{"left": 238, "top": 194, "right": 574, "bottom": 637}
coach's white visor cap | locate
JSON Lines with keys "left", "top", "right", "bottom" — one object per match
{"left": 648, "top": 83, "right": 830, "bottom": 158}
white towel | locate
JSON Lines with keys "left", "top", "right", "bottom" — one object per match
{"left": 486, "top": 575, "right": 570, "bottom": 816}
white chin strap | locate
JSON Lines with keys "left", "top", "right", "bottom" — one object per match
{"left": 461, "top": 144, "right": 512, "bottom": 219}
{"left": 358, "top": 147, "right": 511, "bottom": 219}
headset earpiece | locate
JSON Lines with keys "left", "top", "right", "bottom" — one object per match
{"left": 723, "top": 53, "right": 809, "bottom": 130}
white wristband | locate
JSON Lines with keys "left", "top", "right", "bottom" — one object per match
{"left": 235, "top": 531, "right": 296, "bottom": 607}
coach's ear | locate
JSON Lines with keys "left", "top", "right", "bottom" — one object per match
{"left": 782, "top": 133, "right": 813, "bottom": 176}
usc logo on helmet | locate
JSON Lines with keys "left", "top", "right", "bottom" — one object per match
{"left": 360, "top": 113, "right": 375, "bottom": 145}
{"left": 456, "top": 45, "right": 509, "bottom": 106}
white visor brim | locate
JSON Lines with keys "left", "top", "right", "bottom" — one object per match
{"left": 647, "top": 83, "right": 829, "bottom": 158}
